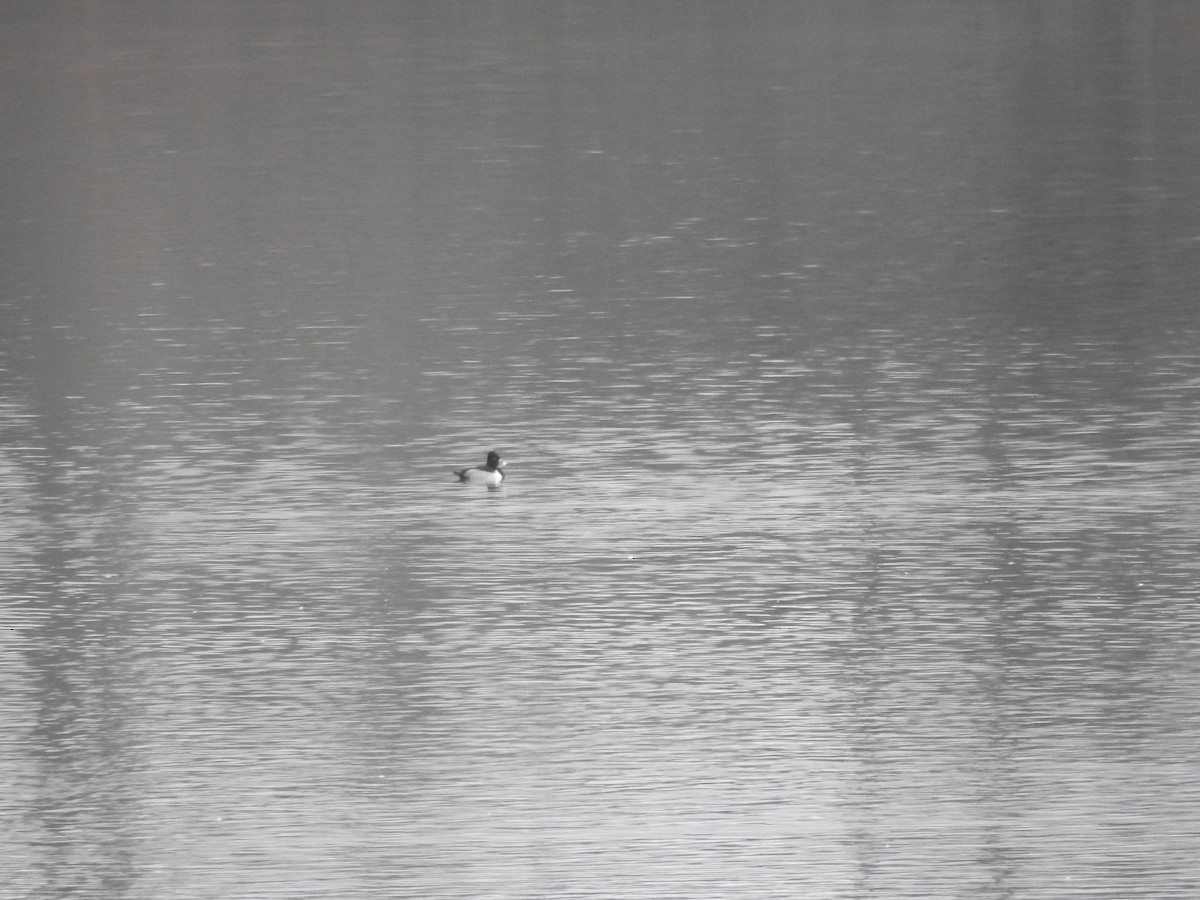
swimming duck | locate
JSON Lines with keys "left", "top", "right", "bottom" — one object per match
{"left": 453, "top": 451, "right": 506, "bottom": 488}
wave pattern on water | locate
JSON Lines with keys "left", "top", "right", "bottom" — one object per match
{"left": 5, "top": 3, "right": 1200, "bottom": 896}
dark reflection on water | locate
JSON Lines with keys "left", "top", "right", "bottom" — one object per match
{"left": 4, "top": 2, "right": 1200, "bottom": 898}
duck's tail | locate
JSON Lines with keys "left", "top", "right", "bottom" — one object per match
{"left": 453, "top": 469, "right": 469, "bottom": 481}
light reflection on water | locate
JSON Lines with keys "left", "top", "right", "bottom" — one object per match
{"left": 6, "top": 311, "right": 1200, "bottom": 898}
{"left": 5, "top": 3, "right": 1200, "bottom": 898}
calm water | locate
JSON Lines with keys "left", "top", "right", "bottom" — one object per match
{"left": 3, "top": 3, "right": 1200, "bottom": 898}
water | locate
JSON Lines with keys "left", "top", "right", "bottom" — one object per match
{"left": 3, "top": 3, "right": 1200, "bottom": 898}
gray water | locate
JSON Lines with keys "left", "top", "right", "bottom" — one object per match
{"left": 3, "top": 3, "right": 1200, "bottom": 898}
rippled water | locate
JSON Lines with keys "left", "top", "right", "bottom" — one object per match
{"left": 4, "top": 3, "right": 1200, "bottom": 899}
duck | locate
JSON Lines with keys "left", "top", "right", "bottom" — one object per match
{"left": 453, "top": 450, "right": 506, "bottom": 488}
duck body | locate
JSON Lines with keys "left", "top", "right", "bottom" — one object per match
{"left": 454, "top": 451, "right": 506, "bottom": 488}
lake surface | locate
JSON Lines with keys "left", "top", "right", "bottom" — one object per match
{"left": 3, "top": 3, "right": 1200, "bottom": 898}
